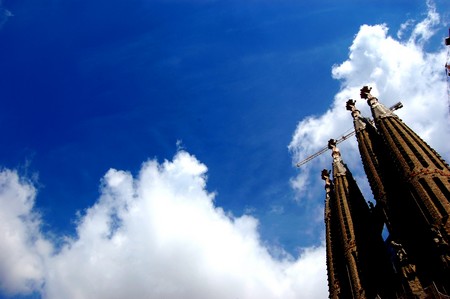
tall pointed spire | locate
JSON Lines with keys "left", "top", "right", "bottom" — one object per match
{"left": 325, "top": 139, "right": 395, "bottom": 298}
{"left": 323, "top": 85, "right": 450, "bottom": 298}
{"left": 360, "top": 86, "right": 450, "bottom": 290}
{"left": 327, "top": 139, "right": 366, "bottom": 298}
{"left": 346, "top": 99, "right": 391, "bottom": 231}
{"left": 322, "top": 169, "right": 343, "bottom": 299}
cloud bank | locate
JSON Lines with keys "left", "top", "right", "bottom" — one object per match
{"left": 0, "top": 152, "right": 327, "bottom": 299}
{"left": 289, "top": 2, "right": 450, "bottom": 199}
{"left": 2, "top": 3, "right": 449, "bottom": 299}
{"left": 0, "top": 170, "right": 51, "bottom": 295}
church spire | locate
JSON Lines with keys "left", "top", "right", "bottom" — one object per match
{"left": 360, "top": 86, "right": 450, "bottom": 290}
{"left": 322, "top": 169, "right": 342, "bottom": 299}
{"left": 346, "top": 99, "right": 391, "bottom": 232}
{"left": 327, "top": 139, "right": 366, "bottom": 298}
{"left": 325, "top": 139, "right": 395, "bottom": 298}
{"left": 360, "top": 86, "right": 450, "bottom": 233}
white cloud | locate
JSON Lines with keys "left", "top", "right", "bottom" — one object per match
{"left": 289, "top": 3, "right": 450, "bottom": 200}
{"left": 408, "top": 0, "right": 440, "bottom": 46}
{"left": 0, "top": 152, "right": 328, "bottom": 299}
{"left": 397, "top": 19, "right": 415, "bottom": 40}
{"left": 3, "top": 3, "right": 449, "bottom": 299}
{"left": 0, "top": 170, "right": 52, "bottom": 296}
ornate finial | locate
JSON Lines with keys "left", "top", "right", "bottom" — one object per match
{"left": 327, "top": 139, "right": 339, "bottom": 161}
{"left": 360, "top": 86, "right": 372, "bottom": 99}
{"left": 360, "top": 85, "right": 398, "bottom": 120}
{"left": 360, "top": 85, "right": 379, "bottom": 106}
{"left": 328, "top": 138, "right": 337, "bottom": 149}
{"left": 321, "top": 169, "right": 330, "bottom": 180}
{"left": 321, "top": 169, "right": 332, "bottom": 194}
{"left": 346, "top": 99, "right": 366, "bottom": 131}
{"left": 345, "top": 99, "right": 356, "bottom": 111}
{"left": 345, "top": 99, "right": 360, "bottom": 117}
{"left": 328, "top": 139, "right": 340, "bottom": 159}
{"left": 328, "top": 139, "right": 346, "bottom": 176}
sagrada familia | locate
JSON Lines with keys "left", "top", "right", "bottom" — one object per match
{"left": 322, "top": 86, "right": 450, "bottom": 298}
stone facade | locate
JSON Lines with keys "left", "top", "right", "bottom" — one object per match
{"left": 324, "top": 87, "right": 450, "bottom": 298}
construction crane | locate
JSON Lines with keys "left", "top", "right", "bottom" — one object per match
{"left": 295, "top": 130, "right": 356, "bottom": 167}
{"left": 296, "top": 102, "right": 403, "bottom": 167}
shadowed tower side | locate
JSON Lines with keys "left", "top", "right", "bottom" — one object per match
{"left": 345, "top": 99, "right": 393, "bottom": 232}
{"left": 323, "top": 139, "right": 394, "bottom": 298}
{"left": 360, "top": 86, "right": 450, "bottom": 292}
{"left": 345, "top": 99, "right": 429, "bottom": 297}
{"left": 323, "top": 169, "right": 348, "bottom": 299}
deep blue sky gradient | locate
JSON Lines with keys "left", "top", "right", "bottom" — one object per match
{"left": 0, "top": 0, "right": 437, "bottom": 258}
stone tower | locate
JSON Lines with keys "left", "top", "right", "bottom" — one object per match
{"left": 359, "top": 86, "right": 450, "bottom": 294}
{"left": 324, "top": 86, "right": 450, "bottom": 298}
{"left": 323, "top": 139, "right": 394, "bottom": 299}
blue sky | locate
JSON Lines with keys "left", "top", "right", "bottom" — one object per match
{"left": 0, "top": 1, "right": 449, "bottom": 298}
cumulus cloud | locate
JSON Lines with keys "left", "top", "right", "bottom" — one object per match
{"left": 0, "top": 170, "right": 51, "bottom": 295}
{"left": 289, "top": 2, "right": 450, "bottom": 200}
{"left": 0, "top": 151, "right": 327, "bottom": 299}
{"left": 3, "top": 3, "right": 449, "bottom": 299}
